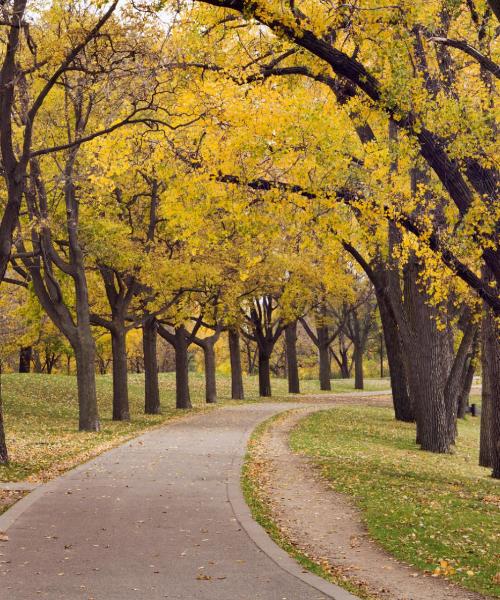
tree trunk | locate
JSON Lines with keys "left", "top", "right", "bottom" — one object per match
{"left": 285, "top": 322, "right": 300, "bottom": 394}
{"left": 175, "top": 326, "right": 192, "bottom": 409}
{"left": 457, "top": 357, "right": 475, "bottom": 419}
{"left": 0, "top": 361, "right": 8, "bottom": 464}
{"left": 379, "top": 332, "right": 384, "bottom": 378}
{"left": 143, "top": 317, "right": 160, "bottom": 415}
{"left": 18, "top": 346, "right": 32, "bottom": 373}
{"left": 377, "top": 292, "right": 413, "bottom": 422}
{"left": 229, "top": 329, "right": 244, "bottom": 400}
{"left": 402, "top": 260, "right": 450, "bottom": 453}
{"left": 258, "top": 349, "right": 272, "bottom": 397}
{"left": 203, "top": 341, "right": 217, "bottom": 404}
{"left": 339, "top": 352, "right": 350, "bottom": 379}
{"left": 73, "top": 335, "right": 100, "bottom": 431}
{"left": 318, "top": 326, "right": 331, "bottom": 390}
{"left": 443, "top": 319, "right": 476, "bottom": 444}
{"left": 480, "top": 301, "right": 500, "bottom": 477}
{"left": 353, "top": 343, "right": 364, "bottom": 390}
{"left": 111, "top": 326, "right": 130, "bottom": 421}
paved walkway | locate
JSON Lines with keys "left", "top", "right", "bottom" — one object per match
{"left": 0, "top": 403, "right": 355, "bottom": 600}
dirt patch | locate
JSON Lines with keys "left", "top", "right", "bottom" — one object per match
{"left": 253, "top": 405, "right": 491, "bottom": 600}
{"left": 0, "top": 490, "right": 25, "bottom": 516}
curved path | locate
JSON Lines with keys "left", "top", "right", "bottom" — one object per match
{"left": 0, "top": 403, "right": 356, "bottom": 600}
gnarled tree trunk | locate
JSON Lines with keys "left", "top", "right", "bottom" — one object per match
{"left": 229, "top": 329, "right": 244, "bottom": 400}
{"left": 143, "top": 316, "right": 160, "bottom": 415}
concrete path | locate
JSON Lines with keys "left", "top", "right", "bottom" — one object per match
{"left": 0, "top": 403, "right": 356, "bottom": 600}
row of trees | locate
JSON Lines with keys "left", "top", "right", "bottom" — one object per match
{"left": 0, "top": 1, "right": 498, "bottom": 477}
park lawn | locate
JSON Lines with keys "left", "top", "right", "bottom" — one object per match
{"left": 0, "top": 373, "right": 390, "bottom": 484}
{"left": 290, "top": 406, "right": 500, "bottom": 598}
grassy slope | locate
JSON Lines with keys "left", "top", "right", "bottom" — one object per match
{"left": 290, "top": 406, "right": 500, "bottom": 598}
{"left": 0, "top": 372, "right": 389, "bottom": 483}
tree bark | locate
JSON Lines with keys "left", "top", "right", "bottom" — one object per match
{"left": 175, "top": 326, "right": 192, "bottom": 409}
{"left": 202, "top": 341, "right": 217, "bottom": 404}
{"left": 143, "top": 316, "right": 160, "bottom": 414}
{"left": 443, "top": 318, "right": 476, "bottom": 443}
{"left": 402, "top": 259, "right": 451, "bottom": 452}
{"left": 258, "top": 349, "right": 272, "bottom": 397}
{"left": 457, "top": 358, "right": 475, "bottom": 419}
{"left": 229, "top": 329, "right": 244, "bottom": 400}
{"left": 480, "top": 300, "right": 500, "bottom": 477}
{"left": 111, "top": 326, "right": 130, "bottom": 421}
{"left": 353, "top": 343, "right": 364, "bottom": 390}
{"left": 0, "top": 361, "right": 7, "bottom": 464}
{"left": 377, "top": 291, "right": 413, "bottom": 422}
{"left": 73, "top": 335, "right": 100, "bottom": 431}
{"left": 18, "top": 346, "right": 32, "bottom": 373}
{"left": 317, "top": 326, "right": 331, "bottom": 390}
{"left": 285, "top": 321, "right": 300, "bottom": 394}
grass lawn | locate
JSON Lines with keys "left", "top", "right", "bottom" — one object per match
{"left": 0, "top": 372, "right": 390, "bottom": 484}
{"left": 290, "top": 406, "right": 500, "bottom": 597}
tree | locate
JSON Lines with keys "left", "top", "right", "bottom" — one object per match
{"left": 242, "top": 296, "right": 284, "bottom": 397}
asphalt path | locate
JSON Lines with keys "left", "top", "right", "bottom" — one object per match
{"left": 0, "top": 403, "right": 358, "bottom": 600}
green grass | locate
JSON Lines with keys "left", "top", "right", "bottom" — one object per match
{"left": 0, "top": 372, "right": 390, "bottom": 483}
{"left": 241, "top": 413, "right": 376, "bottom": 600}
{"left": 290, "top": 406, "right": 500, "bottom": 597}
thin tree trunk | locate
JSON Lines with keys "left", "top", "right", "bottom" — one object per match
{"left": 258, "top": 349, "right": 272, "bottom": 397}
{"left": 229, "top": 329, "right": 244, "bottom": 400}
{"left": 111, "top": 326, "right": 130, "bottom": 421}
{"left": 353, "top": 343, "right": 364, "bottom": 390}
{"left": 74, "top": 336, "right": 100, "bottom": 431}
{"left": 285, "top": 322, "right": 300, "bottom": 394}
{"left": 339, "top": 352, "right": 350, "bottom": 379}
{"left": 443, "top": 319, "right": 476, "bottom": 444}
{"left": 377, "top": 292, "right": 413, "bottom": 422}
{"left": 203, "top": 342, "right": 217, "bottom": 404}
{"left": 18, "top": 346, "right": 32, "bottom": 373}
{"left": 318, "top": 326, "right": 331, "bottom": 390}
{"left": 457, "top": 332, "right": 478, "bottom": 419}
{"left": 457, "top": 358, "right": 475, "bottom": 419}
{"left": 175, "top": 326, "right": 192, "bottom": 409}
{"left": 0, "top": 361, "right": 7, "bottom": 464}
{"left": 379, "top": 332, "right": 384, "bottom": 378}
{"left": 143, "top": 317, "right": 160, "bottom": 415}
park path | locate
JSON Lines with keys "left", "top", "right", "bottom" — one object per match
{"left": 0, "top": 402, "right": 355, "bottom": 600}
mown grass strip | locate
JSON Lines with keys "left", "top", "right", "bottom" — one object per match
{"left": 290, "top": 406, "right": 499, "bottom": 598}
{"left": 241, "top": 411, "right": 376, "bottom": 600}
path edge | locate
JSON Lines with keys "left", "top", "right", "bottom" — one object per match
{"left": 226, "top": 406, "right": 361, "bottom": 600}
